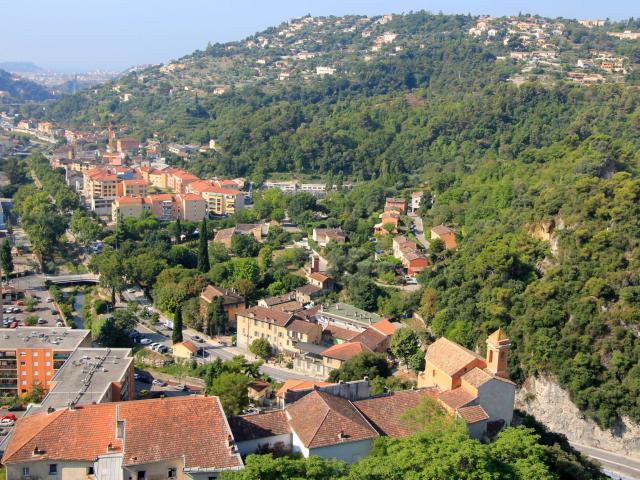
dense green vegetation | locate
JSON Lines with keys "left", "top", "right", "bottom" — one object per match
{"left": 29, "top": 11, "right": 640, "bottom": 428}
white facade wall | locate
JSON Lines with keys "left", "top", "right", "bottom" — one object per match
{"left": 309, "top": 439, "right": 373, "bottom": 464}
{"left": 477, "top": 378, "right": 516, "bottom": 427}
{"left": 235, "top": 433, "right": 292, "bottom": 456}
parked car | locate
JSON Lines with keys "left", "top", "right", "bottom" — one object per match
{"left": 15, "top": 301, "right": 25, "bottom": 306}
{"left": 191, "top": 336, "right": 203, "bottom": 343}
{"left": 152, "top": 379, "right": 167, "bottom": 387}
{"left": 7, "top": 404, "right": 24, "bottom": 412}
{"left": 175, "top": 384, "right": 188, "bottom": 391}
{"left": 37, "top": 318, "right": 47, "bottom": 325}
{"left": 46, "top": 298, "right": 53, "bottom": 303}
{"left": 139, "top": 338, "right": 152, "bottom": 345}
{"left": 1, "top": 414, "right": 16, "bottom": 422}
{"left": 156, "top": 345, "right": 168, "bottom": 354}
{"left": 50, "top": 309, "right": 58, "bottom": 315}
{"left": 56, "top": 321, "right": 64, "bottom": 327}
{"left": 0, "top": 418, "right": 15, "bottom": 426}
{"left": 242, "top": 408, "right": 260, "bottom": 415}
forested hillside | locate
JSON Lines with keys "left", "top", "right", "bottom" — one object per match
{"left": 38, "top": 12, "right": 640, "bottom": 428}
{"left": 0, "top": 69, "right": 53, "bottom": 102}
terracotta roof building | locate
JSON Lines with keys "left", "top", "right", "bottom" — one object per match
{"left": 2, "top": 397, "right": 243, "bottom": 479}
{"left": 430, "top": 225, "right": 458, "bottom": 249}
{"left": 199, "top": 285, "right": 246, "bottom": 329}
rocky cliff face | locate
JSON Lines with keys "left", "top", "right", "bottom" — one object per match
{"left": 516, "top": 375, "right": 640, "bottom": 457}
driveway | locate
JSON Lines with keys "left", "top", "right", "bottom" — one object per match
{"left": 411, "top": 215, "right": 430, "bottom": 250}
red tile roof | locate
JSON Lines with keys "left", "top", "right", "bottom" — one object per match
{"left": 236, "top": 306, "right": 293, "bottom": 328}
{"left": 322, "top": 324, "right": 360, "bottom": 342}
{"left": 2, "top": 397, "right": 243, "bottom": 471}
{"left": 308, "top": 271, "right": 330, "bottom": 283}
{"left": 285, "top": 391, "right": 378, "bottom": 448}
{"left": 437, "top": 387, "right": 476, "bottom": 411}
{"left": 115, "top": 196, "right": 144, "bottom": 205}
{"left": 457, "top": 405, "right": 489, "bottom": 424}
{"left": 351, "top": 328, "right": 387, "bottom": 351}
{"left": 371, "top": 319, "right": 397, "bottom": 337}
{"left": 276, "top": 380, "right": 336, "bottom": 398}
{"left": 426, "top": 337, "right": 484, "bottom": 376}
{"left": 229, "top": 411, "right": 290, "bottom": 442}
{"left": 200, "top": 285, "right": 245, "bottom": 306}
{"left": 354, "top": 388, "right": 439, "bottom": 438}
{"left": 321, "top": 341, "right": 372, "bottom": 361}
{"left": 175, "top": 340, "right": 198, "bottom": 354}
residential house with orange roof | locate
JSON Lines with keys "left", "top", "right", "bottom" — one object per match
{"left": 393, "top": 235, "right": 429, "bottom": 276}
{"left": 172, "top": 340, "right": 199, "bottom": 360}
{"left": 374, "top": 210, "right": 400, "bottom": 235}
{"left": 320, "top": 342, "right": 371, "bottom": 371}
{"left": 166, "top": 168, "right": 200, "bottom": 194}
{"left": 199, "top": 285, "right": 246, "bottom": 329}
{"left": 384, "top": 197, "right": 406, "bottom": 214}
{"left": 2, "top": 396, "right": 243, "bottom": 480}
{"left": 111, "top": 196, "right": 149, "bottom": 220}
{"left": 117, "top": 178, "right": 149, "bottom": 197}
{"left": 430, "top": 225, "right": 458, "bottom": 249}
{"left": 312, "top": 228, "right": 346, "bottom": 247}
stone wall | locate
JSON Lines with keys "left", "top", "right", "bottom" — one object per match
{"left": 516, "top": 375, "right": 640, "bottom": 457}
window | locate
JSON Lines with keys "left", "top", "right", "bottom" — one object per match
{"left": 137, "top": 471, "right": 146, "bottom": 480}
{"left": 22, "top": 467, "right": 29, "bottom": 476}
{"left": 33, "top": 352, "right": 38, "bottom": 357}
{"left": 45, "top": 361, "right": 50, "bottom": 367}
{"left": 488, "top": 350, "right": 493, "bottom": 363}
{"left": 49, "top": 464, "right": 58, "bottom": 475}
{"left": 168, "top": 467, "right": 177, "bottom": 478}
{"left": 45, "top": 352, "right": 50, "bottom": 357}
{"left": 21, "top": 371, "right": 26, "bottom": 376}
{"left": 20, "top": 361, "right": 25, "bottom": 366}
{"left": 21, "top": 380, "right": 26, "bottom": 386}
{"left": 34, "top": 371, "right": 39, "bottom": 375}
{"left": 33, "top": 361, "right": 38, "bottom": 367}
{"left": 87, "top": 467, "right": 94, "bottom": 475}
{"left": 19, "top": 352, "right": 25, "bottom": 357}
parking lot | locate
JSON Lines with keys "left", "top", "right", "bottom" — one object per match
{"left": 2, "top": 291, "right": 64, "bottom": 329}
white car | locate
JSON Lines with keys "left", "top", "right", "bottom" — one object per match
{"left": 0, "top": 419, "right": 15, "bottom": 426}
{"left": 139, "top": 338, "right": 152, "bottom": 345}
{"left": 127, "top": 288, "right": 136, "bottom": 294}
{"left": 56, "top": 321, "right": 64, "bottom": 327}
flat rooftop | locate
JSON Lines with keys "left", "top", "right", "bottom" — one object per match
{"left": 318, "top": 303, "right": 382, "bottom": 327}
{"left": 36, "top": 348, "right": 133, "bottom": 412}
{"left": 0, "top": 328, "right": 91, "bottom": 351}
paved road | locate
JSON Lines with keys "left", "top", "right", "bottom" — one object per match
{"left": 123, "top": 289, "right": 321, "bottom": 382}
{"left": 411, "top": 215, "right": 430, "bottom": 250}
{"left": 44, "top": 273, "right": 99, "bottom": 285}
{"left": 571, "top": 442, "right": 640, "bottom": 479}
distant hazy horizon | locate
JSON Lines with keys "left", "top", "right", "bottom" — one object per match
{"left": 3, "top": 0, "right": 639, "bottom": 72}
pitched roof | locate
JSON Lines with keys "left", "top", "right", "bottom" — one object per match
{"left": 354, "top": 388, "right": 439, "bottom": 438}
{"left": 200, "top": 285, "right": 245, "bottom": 305}
{"left": 236, "top": 306, "right": 293, "bottom": 328}
{"left": 322, "top": 324, "right": 360, "bottom": 342}
{"left": 321, "top": 341, "right": 372, "bottom": 361}
{"left": 437, "top": 387, "right": 476, "bottom": 411}
{"left": 286, "top": 391, "right": 378, "bottom": 448}
{"left": 371, "top": 318, "right": 397, "bottom": 337}
{"left": 296, "top": 284, "right": 322, "bottom": 296}
{"left": 229, "top": 411, "right": 290, "bottom": 442}
{"left": 115, "top": 196, "right": 144, "bottom": 205}
{"left": 119, "top": 397, "right": 242, "bottom": 469}
{"left": 425, "top": 337, "right": 484, "bottom": 376}
{"left": 461, "top": 367, "right": 493, "bottom": 389}
{"left": 214, "top": 227, "right": 236, "bottom": 242}
{"left": 276, "top": 380, "right": 336, "bottom": 398}
{"left": 287, "top": 319, "right": 320, "bottom": 336}
{"left": 189, "top": 180, "right": 241, "bottom": 195}
{"left": 351, "top": 328, "right": 387, "bottom": 351}
{"left": 487, "top": 328, "right": 510, "bottom": 346}
{"left": 174, "top": 341, "right": 198, "bottom": 354}
{"left": 308, "top": 271, "right": 330, "bottom": 283}
{"left": 2, "top": 398, "right": 242, "bottom": 471}
{"left": 457, "top": 405, "right": 489, "bottom": 424}
{"left": 247, "top": 380, "right": 270, "bottom": 393}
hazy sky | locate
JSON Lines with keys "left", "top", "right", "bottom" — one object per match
{"left": 2, "top": 0, "right": 639, "bottom": 72}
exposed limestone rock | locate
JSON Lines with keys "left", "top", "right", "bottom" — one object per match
{"left": 516, "top": 375, "right": 640, "bottom": 457}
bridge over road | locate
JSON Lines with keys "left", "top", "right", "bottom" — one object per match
{"left": 43, "top": 273, "right": 99, "bottom": 285}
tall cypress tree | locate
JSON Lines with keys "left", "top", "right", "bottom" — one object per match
{"left": 172, "top": 306, "right": 183, "bottom": 344}
{"left": 0, "top": 240, "right": 13, "bottom": 283}
{"left": 207, "top": 297, "right": 226, "bottom": 336}
{"left": 172, "top": 218, "right": 182, "bottom": 244}
{"left": 197, "top": 217, "right": 210, "bottom": 272}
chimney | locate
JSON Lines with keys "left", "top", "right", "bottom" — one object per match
{"left": 227, "top": 435, "right": 233, "bottom": 447}
{"left": 47, "top": 407, "right": 55, "bottom": 414}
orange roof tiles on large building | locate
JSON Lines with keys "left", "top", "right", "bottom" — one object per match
{"left": 426, "top": 337, "right": 484, "bottom": 376}
{"left": 276, "top": 380, "right": 336, "bottom": 399}
{"left": 229, "top": 411, "right": 290, "bottom": 442}
{"left": 2, "top": 397, "right": 243, "bottom": 472}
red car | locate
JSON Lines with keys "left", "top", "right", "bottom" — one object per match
{"left": 1, "top": 414, "right": 16, "bottom": 422}
{"left": 15, "top": 301, "right": 24, "bottom": 306}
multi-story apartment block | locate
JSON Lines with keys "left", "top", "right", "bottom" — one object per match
{"left": 0, "top": 328, "right": 91, "bottom": 397}
{"left": 112, "top": 194, "right": 207, "bottom": 222}
{"left": 187, "top": 180, "right": 245, "bottom": 216}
